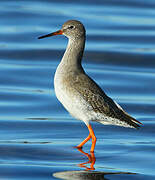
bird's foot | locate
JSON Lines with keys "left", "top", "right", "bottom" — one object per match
{"left": 75, "top": 146, "right": 83, "bottom": 150}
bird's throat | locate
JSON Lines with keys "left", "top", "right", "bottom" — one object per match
{"left": 58, "top": 37, "right": 85, "bottom": 73}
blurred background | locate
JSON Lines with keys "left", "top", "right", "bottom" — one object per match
{"left": 0, "top": 0, "right": 155, "bottom": 179}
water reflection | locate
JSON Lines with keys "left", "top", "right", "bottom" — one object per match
{"left": 52, "top": 148, "right": 136, "bottom": 179}
{"left": 53, "top": 170, "right": 135, "bottom": 180}
{"left": 53, "top": 148, "right": 135, "bottom": 180}
{"left": 77, "top": 148, "right": 96, "bottom": 170}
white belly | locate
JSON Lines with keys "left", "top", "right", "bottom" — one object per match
{"left": 54, "top": 72, "right": 93, "bottom": 125}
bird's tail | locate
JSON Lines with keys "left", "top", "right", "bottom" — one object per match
{"left": 123, "top": 113, "right": 143, "bottom": 129}
{"left": 96, "top": 112, "right": 142, "bottom": 129}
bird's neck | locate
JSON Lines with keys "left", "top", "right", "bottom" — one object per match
{"left": 57, "top": 37, "right": 85, "bottom": 73}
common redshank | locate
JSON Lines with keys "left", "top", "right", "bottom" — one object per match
{"left": 38, "top": 20, "right": 142, "bottom": 152}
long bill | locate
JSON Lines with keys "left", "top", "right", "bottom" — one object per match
{"left": 38, "top": 30, "right": 63, "bottom": 39}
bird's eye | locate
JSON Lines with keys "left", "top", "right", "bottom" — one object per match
{"left": 68, "top": 25, "right": 74, "bottom": 29}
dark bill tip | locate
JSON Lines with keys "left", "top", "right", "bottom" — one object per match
{"left": 38, "top": 30, "right": 63, "bottom": 39}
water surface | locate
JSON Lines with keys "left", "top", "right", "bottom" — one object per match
{"left": 0, "top": 0, "right": 155, "bottom": 179}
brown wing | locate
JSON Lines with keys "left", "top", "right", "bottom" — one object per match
{"left": 72, "top": 73, "right": 142, "bottom": 129}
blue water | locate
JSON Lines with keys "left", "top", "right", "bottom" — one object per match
{"left": 1, "top": 0, "right": 155, "bottom": 179}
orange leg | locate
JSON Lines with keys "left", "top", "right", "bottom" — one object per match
{"left": 88, "top": 124, "right": 97, "bottom": 152}
{"left": 90, "top": 152, "right": 96, "bottom": 169}
{"left": 77, "top": 134, "right": 91, "bottom": 149}
{"left": 77, "top": 124, "right": 97, "bottom": 152}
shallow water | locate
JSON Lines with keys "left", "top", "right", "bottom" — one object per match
{"left": 0, "top": 0, "right": 155, "bottom": 179}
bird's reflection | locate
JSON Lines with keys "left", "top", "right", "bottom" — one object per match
{"left": 53, "top": 148, "right": 136, "bottom": 179}
{"left": 76, "top": 148, "right": 96, "bottom": 170}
